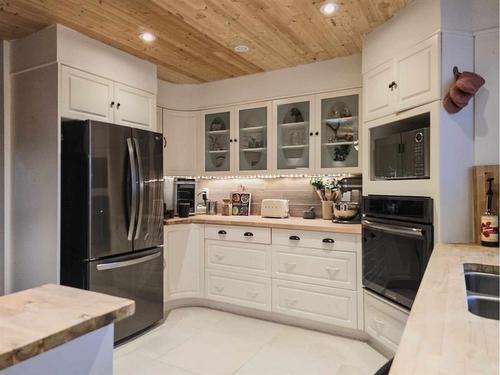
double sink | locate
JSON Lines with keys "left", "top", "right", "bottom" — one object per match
{"left": 464, "top": 263, "right": 499, "bottom": 320}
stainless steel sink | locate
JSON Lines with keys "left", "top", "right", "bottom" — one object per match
{"left": 465, "top": 272, "right": 499, "bottom": 296}
{"left": 464, "top": 263, "right": 499, "bottom": 320}
{"left": 467, "top": 295, "right": 499, "bottom": 320}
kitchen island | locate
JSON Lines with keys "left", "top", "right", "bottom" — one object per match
{"left": 0, "top": 284, "right": 134, "bottom": 374}
{"left": 390, "top": 243, "right": 499, "bottom": 374}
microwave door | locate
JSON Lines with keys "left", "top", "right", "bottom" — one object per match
{"left": 374, "top": 133, "right": 402, "bottom": 179}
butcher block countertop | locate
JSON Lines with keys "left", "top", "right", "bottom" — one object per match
{"left": 391, "top": 243, "right": 500, "bottom": 375}
{"left": 0, "top": 284, "right": 134, "bottom": 370}
{"left": 164, "top": 214, "right": 362, "bottom": 234}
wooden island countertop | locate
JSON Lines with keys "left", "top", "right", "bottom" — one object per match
{"left": 0, "top": 284, "right": 134, "bottom": 370}
{"left": 390, "top": 243, "right": 500, "bottom": 375}
{"left": 164, "top": 214, "right": 362, "bottom": 234}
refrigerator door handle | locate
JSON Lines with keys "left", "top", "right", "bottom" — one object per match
{"left": 96, "top": 251, "right": 161, "bottom": 271}
{"left": 133, "top": 138, "right": 145, "bottom": 240}
{"left": 127, "top": 138, "right": 138, "bottom": 241}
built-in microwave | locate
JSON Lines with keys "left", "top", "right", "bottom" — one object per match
{"left": 372, "top": 127, "right": 430, "bottom": 180}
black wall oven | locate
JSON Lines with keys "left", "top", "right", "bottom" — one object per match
{"left": 362, "top": 195, "right": 433, "bottom": 309}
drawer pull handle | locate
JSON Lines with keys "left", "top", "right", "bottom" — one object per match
{"left": 326, "top": 267, "right": 340, "bottom": 278}
{"left": 284, "top": 262, "right": 297, "bottom": 271}
{"left": 215, "top": 254, "right": 225, "bottom": 261}
{"left": 289, "top": 235, "right": 300, "bottom": 241}
{"left": 284, "top": 297, "right": 298, "bottom": 306}
{"left": 214, "top": 285, "right": 225, "bottom": 292}
{"left": 248, "top": 290, "right": 259, "bottom": 299}
{"left": 218, "top": 230, "right": 227, "bottom": 235}
{"left": 244, "top": 232, "right": 254, "bottom": 237}
{"left": 322, "top": 238, "right": 335, "bottom": 244}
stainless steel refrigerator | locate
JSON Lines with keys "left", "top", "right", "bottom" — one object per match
{"left": 61, "top": 120, "right": 164, "bottom": 342}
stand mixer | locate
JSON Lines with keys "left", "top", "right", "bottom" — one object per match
{"left": 332, "top": 176, "right": 362, "bottom": 224}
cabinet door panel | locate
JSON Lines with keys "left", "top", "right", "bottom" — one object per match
{"left": 114, "top": 83, "right": 156, "bottom": 130}
{"left": 61, "top": 66, "right": 114, "bottom": 122}
{"left": 165, "top": 224, "right": 204, "bottom": 301}
{"left": 395, "top": 35, "right": 440, "bottom": 111}
{"left": 363, "top": 61, "right": 395, "bottom": 122}
{"left": 163, "top": 109, "right": 199, "bottom": 176}
{"left": 202, "top": 109, "right": 234, "bottom": 174}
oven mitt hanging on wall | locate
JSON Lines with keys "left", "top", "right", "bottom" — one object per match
{"left": 443, "top": 66, "right": 485, "bottom": 114}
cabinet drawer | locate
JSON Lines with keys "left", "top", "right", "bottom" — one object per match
{"left": 364, "top": 290, "right": 409, "bottom": 354}
{"left": 272, "top": 245, "right": 356, "bottom": 290}
{"left": 272, "top": 229, "right": 357, "bottom": 252}
{"left": 272, "top": 279, "right": 357, "bottom": 329}
{"left": 205, "top": 270, "right": 271, "bottom": 311}
{"left": 205, "top": 225, "right": 271, "bottom": 244}
{"left": 206, "top": 240, "right": 271, "bottom": 276}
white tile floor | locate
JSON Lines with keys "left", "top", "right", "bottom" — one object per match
{"left": 114, "top": 307, "right": 387, "bottom": 375}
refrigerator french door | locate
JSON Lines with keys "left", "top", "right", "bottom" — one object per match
{"left": 61, "top": 120, "right": 164, "bottom": 342}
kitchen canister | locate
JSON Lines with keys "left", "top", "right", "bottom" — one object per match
{"left": 207, "top": 200, "right": 218, "bottom": 215}
{"left": 178, "top": 203, "right": 191, "bottom": 218}
{"left": 221, "top": 199, "right": 232, "bottom": 216}
{"left": 321, "top": 201, "right": 333, "bottom": 220}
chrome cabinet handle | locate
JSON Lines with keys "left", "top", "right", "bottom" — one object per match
{"left": 218, "top": 230, "right": 227, "bottom": 235}
{"left": 322, "top": 238, "right": 335, "bottom": 244}
{"left": 244, "top": 232, "right": 253, "bottom": 237}
{"left": 289, "top": 235, "right": 300, "bottom": 241}
{"left": 362, "top": 220, "right": 424, "bottom": 238}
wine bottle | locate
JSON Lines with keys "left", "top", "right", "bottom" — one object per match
{"left": 481, "top": 177, "right": 499, "bottom": 247}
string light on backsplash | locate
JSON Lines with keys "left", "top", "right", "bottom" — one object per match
{"left": 165, "top": 173, "right": 358, "bottom": 180}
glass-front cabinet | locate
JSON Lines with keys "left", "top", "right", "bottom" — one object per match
{"left": 235, "top": 103, "right": 272, "bottom": 173}
{"left": 315, "top": 89, "right": 360, "bottom": 173}
{"left": 203, "top": 109, "right": 233, "bottom": 174}
{"left": 273, "top": 96, "right": 314, "bottom": 173}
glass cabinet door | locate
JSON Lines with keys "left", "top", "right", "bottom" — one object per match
{"left": 276, "top": 100, "right": 310, "bottom": 170}
{"left": 204, "top": 111, "right": 231, "bottom": 172}
{"left": 320, "top": 94, "right": 359, "bottom": 169}
{"left": 238, "top": 107, "right": 268, "bottom": 171}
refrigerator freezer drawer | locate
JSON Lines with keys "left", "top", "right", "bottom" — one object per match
{"left": 89, "top": 247, "right": 164, "bottom": 342}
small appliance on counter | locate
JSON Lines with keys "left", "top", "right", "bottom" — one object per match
{"left": 166, "top": 178, "right": 196, "bottom": 216}
{"left": 261, "top": 199, "right": 289, "bottom": 218}
{"left": 332, "top": 176, "right": 362, "bottom": 224}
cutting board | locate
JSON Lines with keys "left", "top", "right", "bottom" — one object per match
{"left": 472, "top": 165, "right": 499, "bottom": 244}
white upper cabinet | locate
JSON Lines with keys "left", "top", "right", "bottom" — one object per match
{"left": 201, "top": 107, "right": 235, "bottom": 176}
{"left": 114, "top": 82, "right": 156, "bottom": 130}
{"left": 363, "top": 34, "right": 440, "bottom": 122}
{"left": 235, "top": 102, "right": 273, "bottom": 174}
{"left": 273, "top": 96, "right": 315, "bottom": 174}
{"left": 363, "top": 61, "right": 396, "bottom": 122}
{"left": 61, "top": 65, "right": 114, "bottom": 122}
{"left": 163, "top": 109, "right": 199, "bottom": 176}
{"left": 61, "top": 65, "right": 157, "bottom": 131}
{"left": 394, "top": 34, "right": 440, "bottom": 112}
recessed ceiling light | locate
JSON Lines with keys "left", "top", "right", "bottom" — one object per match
{"left": 320, "top": 2, "right": 337, "bottom": 15}
{"left": 139, "top": 32, "right": 156, "bottom": 42}
{"left": 234, "top": 45, "right": 250, "bottom": 53}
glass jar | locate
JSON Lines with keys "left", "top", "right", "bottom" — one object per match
{"left": 221, "top": 199, "right": 232, "bottom": 216}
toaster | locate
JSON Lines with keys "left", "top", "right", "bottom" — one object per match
{"left": 261, "top": 199, "right": 290, "bottom": 218}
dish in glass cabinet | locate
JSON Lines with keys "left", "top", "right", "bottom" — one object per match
{"left": 210, "top": 117, "right": 226, "bottom": 131}
{"left": 283, "top": 107, "right": 304, "bottom": 123}
{"left": 214, "top": 155, "right": 226, "bottom": 167}
{"left": 328, "top": 102, "right": 351, "bottom": 119}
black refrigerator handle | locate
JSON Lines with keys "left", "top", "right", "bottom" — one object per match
{"left": 127, "top": 138, "right": 138, "bottom": 241}
{"left": 133, "top": 138, "right": 145, "bottom": 240}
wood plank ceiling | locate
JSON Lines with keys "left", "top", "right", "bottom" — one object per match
{"left": 0, "top": 0, "right": 411, "bottom": 83}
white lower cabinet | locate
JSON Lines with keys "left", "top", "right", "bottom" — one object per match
{"left": 206, "top": 270, "right": 271, "bottom": 311}
{"left": 272, "top": 245, "right": 356, "bottom": 290}
{"left": 206, "top": 240, "right": 271, "bottom": 277}
{"left": 165, "top": 224, "right": 204, "bottom": 301}
{"left": 364, "top": 290, "right": 409, "bottom": 354}
{"left": 272, "top": 279, "right": 357, "bottom": 329}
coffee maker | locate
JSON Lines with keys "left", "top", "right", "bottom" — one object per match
{"left": 332, "top": 176, "right": 362, "bottom": 224}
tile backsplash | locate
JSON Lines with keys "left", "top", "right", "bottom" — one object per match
{"left": 197, "top": 178, "right": 321, "bottom": 217}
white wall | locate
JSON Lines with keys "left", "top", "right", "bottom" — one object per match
{"left": 0, "top": 42, "right": 4, "bottom": 295}
{"left": 158, "top": 54, "right": 362, "bottom": 110}
{"left": 474, "top": 28, "right": 499, "bottom": 166}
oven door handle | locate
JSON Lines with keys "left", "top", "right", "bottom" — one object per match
{"left": 362, "top": 220, "right": 424, "bottom": 238}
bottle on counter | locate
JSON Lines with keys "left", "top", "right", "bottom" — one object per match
{"left": 481, "top": 177, "right": 499, "bottom": 247}
{"left": 221, "top": 199, "right": 232, "bottom": 216}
